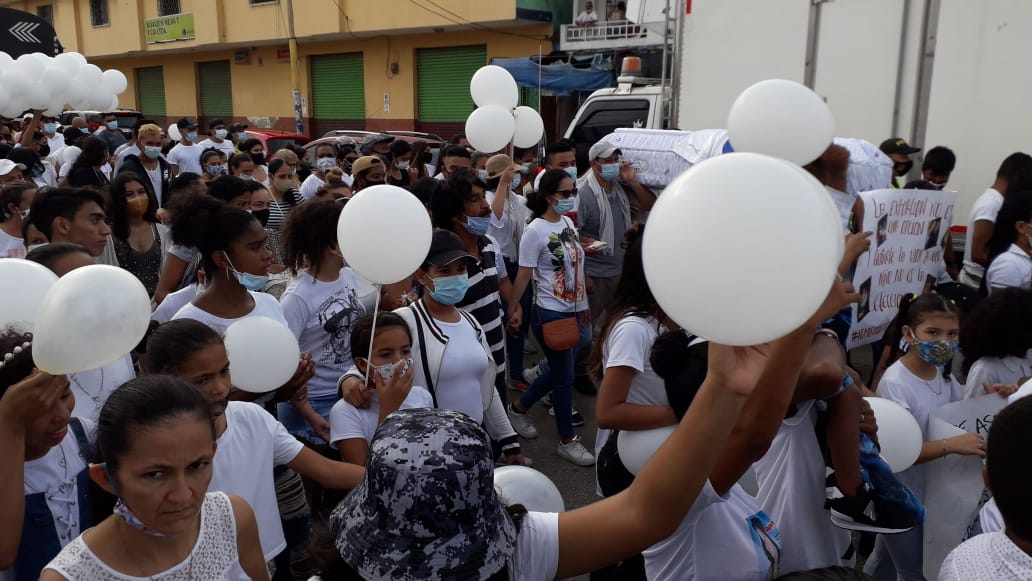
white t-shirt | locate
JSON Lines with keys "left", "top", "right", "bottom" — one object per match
{"left": 45, "top": 132, "right": 65, "bottom": 153}
{"left": 328, "top": 385, "right": 434, "bottom": 445}
{"left": 939, "top": 531, "right": 1032, "bottom": 580}
{"left": 280, "top": 270, "right": 366, "bottom": 400}
{"left": 978, "top": 497, "right": 1004, "bottom": 534}
{"left": 143, "top": 165, "right": 164, "bottom": 207}
{"left": 167, "top": 143, "right": 205, "bottom": 175}
{"left": 753, "top": 400, "right": 852, "bottom": 574}
{"left": 963, "top": 188, "right": 1005, "bottom": 281}
{"left": 68, "top": 355, "right": 136, "bottom": 423}
{"left": 0, "top": 228, "right": 26, "bottom": 258}
{"left": 512, "top": 511, "right": 560, "bottom": 581}
{"left": 643, "top": 481, "right": 782, "bottom": 580}
{"left": 963, "top": 351, "right": 1032, "bottom": 399}
{"left": 57, "top": 160, "right": 109, "bottom": 181}
{"left": 24, "top": 418, "right": 95, "bottom": 549}
{"left": 485, "top": 189, "right": 530, "bottom": 261}
{"left": 878, "top": 360, "right": 962, "bottom": 499}
{"left": 518, "top": 215, "right": 587, "bottom": 313}
{"left": 986, "top": 244, "right": 1032, "bottom": 292}
{"left": 208, "top": 401, "right": 303, "bottom": 560}
{"left": 197, "top": 138, "right": 236, "bottom": 158}
{"left": 435, "top": 318, "right": 490, "bottom": 422}
{"left": 152, "top": 283, "right": 201, "bottom": 324}
{"left": 172, "top": 291, "right": 287, "bottom": 336}
{"left": 299, "top": 174, "right": 325, "bottom": 200}
{"left": 595, "top": 315, "right": 669, "bottom": 458}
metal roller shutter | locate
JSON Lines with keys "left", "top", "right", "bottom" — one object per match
{"left": 310, "top": 53, "right": 365, "bottom": 137}
{"left": 416, "top": 45, "right": 486, "bottom": 136}
{"left": 136, "top": 66, "right": 166, "bottom": 117}
{"left": 197, "top": 60, "right": 232, "bottom": 125}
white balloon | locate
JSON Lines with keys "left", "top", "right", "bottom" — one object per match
{"left": 15, "top": 54, "right": 38, "bottom": 77}
{"left": 0, "top": 52, "right": 13, "bottom": 69}
{"left": 223, "top": 316, "right": 301, "bottom": 393}
{"left": 85, "top": 86, "right": 112, "bottom": 111}
{"left": 4, "top": 69, "right": 30, "bottom": 98}
{"left": 642, "top": 153, "right": 843, "bottom": 345}
{"left": 64, "top": 82, "right": 88, "bottom": 108}
{"left": 617, "top": 426, "right": 677, "bottom": 475}
{"left": 337, "top": 185, "right": 433, "bottom": 285}
{"left": 67, "top": 52, "right": 88, "bottom": 67}
{"left": 0, "top": 259, "right": 59, "bottom": 331}
{"left": 864, "top": 397, "right": 923, "bottom": 473}
{"left": 106, "top": 95, "right": 121, "bottom": 113}
{"left": 76, "top": 64, "right": 104, "bottom": 87}
{"left": 62, "top": 145, "right": 82, "bottom": 165}
{"left": 465, "top": 105, "right": 515, "bottom": 153}
{"left": 101, "top": 69, "right": 128, "bottom": 94}
{"left": 32, "top": 265, "right": 151, "bottom": 375}
{"left": 494, "top": 466, "right": 565, "bottom": 512}
{"left": 727, "top": 79, "right": 835, "bottom": 166}
{"left": 512, "top": 106, "right": 544, "bottom": 148}
{"left": 40, "top": 66, "right": 70, "bottom": 96}
{"left": 0, "top": 86, "right": 10, "bottom": 114}
{"left": 52, "top": 52, "right": 81, "bottom": 76}
{"left": 167, "top": 123, "right": 181, "bottom": 142}
{"left": 470, "top": 65, "right": 519, "bottom": 110}
{"left": 24, "top": 84, "right": 49, "bottom": 110}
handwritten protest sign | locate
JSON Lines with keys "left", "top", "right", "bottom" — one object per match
{"left": 922, "top": 395, "right": 1006, "bottom": 579}
{"left": 846, "top": 189, "right": 956, "bottom": 350}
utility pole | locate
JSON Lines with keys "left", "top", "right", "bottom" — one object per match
{"left": 286, "top": 0, "right": 303, "bottom": 135}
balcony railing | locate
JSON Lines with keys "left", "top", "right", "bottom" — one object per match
{"left": 559, "top": 20, "right": 664, "bottom": 50}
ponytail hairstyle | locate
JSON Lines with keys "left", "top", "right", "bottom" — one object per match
{"left": 527, "top": 168, "right": 569, "bottom": 219}
{"left": 167, "top": 193, "right": 258, "bottom": 273}
{"left": 589, "top": 223, "right": 665, "bottom": 380}
{"left": 146, "top": 319, "right": 224, "bottom": 375}
{"left": 886, "top": 292, "right": 961, "bottom": 377}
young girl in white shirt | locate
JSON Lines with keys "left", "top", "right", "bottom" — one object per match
{"left": 984, "top": 190, "right": 1032, "bottom": 292}
{"left": 959, "top": 287, "right": 1032, "bottom": 398}
{"left": 329, "top": 312, "right": 432, "bottom": 465}
{"left": 865, "top": 293, "right": 988, "bottom": 580}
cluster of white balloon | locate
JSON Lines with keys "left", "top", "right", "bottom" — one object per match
{"left": 0, "top": 51, "right": 128, "bottom": 119}
{"left": 465, "top": 65, "right": 545, "bottom": 153}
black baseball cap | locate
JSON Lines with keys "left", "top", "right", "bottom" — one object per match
{"left": 209, "top": 119, "right": 227, "bottom": 129}
{"left": 230, "top": 122, "right": 248, "bottom": 132}
{"left": 880, "top": 137, "right": 921, "bottom": 155}
{"left": 176, "top": 117, "right": 197, "bottom": 129}
{"left": 425, "top": 230, "right": 476, "bottom": 267}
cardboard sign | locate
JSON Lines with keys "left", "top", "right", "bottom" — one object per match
{"left": 846, "top": 188, "right": 956, "bottom": 349}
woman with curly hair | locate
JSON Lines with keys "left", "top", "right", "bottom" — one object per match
{"left": 959, "top": 286, "right": 1032, "bottom": 398}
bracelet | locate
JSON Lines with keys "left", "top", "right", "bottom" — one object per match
{"left": 942, "top": 439, "right": 948, "bottom": 457}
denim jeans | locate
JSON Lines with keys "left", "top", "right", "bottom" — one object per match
{"left": 504, "top": 257, "right": 532, "bottom": 381}
{"left": 863, "top": 525, "right": 925, "bottom": 581}
{"left": 519, "top": 306, "right": 591, "bottom": 439}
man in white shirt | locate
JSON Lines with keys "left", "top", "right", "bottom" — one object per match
{"left": 940, "top": 396, "right": 1032, "bottom": 580}
{"left": 197, "top": 118, "right": 237, "bottom": 157}
{"left": 575, "top": 1, "right": 600, "bottom": 25}
{"left": 166, "top": 117, "right": 205, "bottom": 176}
{"left": 961, "top": 152, "right": 1032, "bottom": 288}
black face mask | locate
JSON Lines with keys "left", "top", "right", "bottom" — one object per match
{"left": 250, "top": 153, "right": 265, "bottom": 166}
{"left": 893, "top": 160, "right": 913, "bottom": 176}
{"left": 253, "top": 208, "right": 270, "bottom": 227}
{"left": 343, "top": 160, "right": 355, "bottom": 173}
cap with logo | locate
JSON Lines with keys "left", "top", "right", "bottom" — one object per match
{"left": 879, "top": 138, "right": 921, "bottom": 156}
{"left": 176, "top": 117, "right": 198, "bottom": 130}
{"left": 588, "top": 140, "right": 622, "bottom": 161}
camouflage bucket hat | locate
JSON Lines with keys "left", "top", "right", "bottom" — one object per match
{"left": 331, "top": 408, "right": 517, "bottom": 580}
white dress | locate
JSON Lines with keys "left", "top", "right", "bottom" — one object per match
{"left": 43, "top": 492, "right": 250, "bottom": 580}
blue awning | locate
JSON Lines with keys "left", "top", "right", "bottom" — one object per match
{"left": 490, "top": 57, "right": 613, "bottom": 92}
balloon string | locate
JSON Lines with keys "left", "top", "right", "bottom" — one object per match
{"left": 364, "top": 283, "right": 382, "bottom": 390}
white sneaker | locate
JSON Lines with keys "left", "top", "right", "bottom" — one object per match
{"left": 557, "top": 435, "right": 595, "bottom": 466}
{"left": 523, "top": 362, "right": 544, "bottom": 385}
{"left": 507, "top": 403, "right": 538, "bottom": 439}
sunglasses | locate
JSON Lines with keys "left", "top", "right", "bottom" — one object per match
{"left": 555, "top": 188, "right": 578, "bottom": 198}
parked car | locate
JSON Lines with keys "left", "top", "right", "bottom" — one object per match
{"left": 59, "top": 109, "right": 143, "bottom": 131}
{"left": 245, "top": 129, "right": 310, "bottom": 161}
{"left": 321, "top": 129, "right": 445, "bottom": 143}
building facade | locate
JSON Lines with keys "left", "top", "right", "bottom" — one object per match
{"left": 0, "top": 0, "right": 554, "bottom": 137}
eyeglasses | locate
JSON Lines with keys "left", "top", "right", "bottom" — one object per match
{"left": 555, "top": 188, "right": 577, "bottom": 198}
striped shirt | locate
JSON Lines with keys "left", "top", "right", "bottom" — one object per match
{"left": 458, "top": 234, "right": 507, "bottom": 379}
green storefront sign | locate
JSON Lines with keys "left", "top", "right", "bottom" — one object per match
{"left": 145, "top": 13, "right": 195, "bottom": 43}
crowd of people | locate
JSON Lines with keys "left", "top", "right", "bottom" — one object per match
{"left": 1, "top": 107, "right": 1031, "bottom": 581}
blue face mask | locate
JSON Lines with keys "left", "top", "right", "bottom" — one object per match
{"left": 465, "top": 215, "right": 490, "bottom": 237}
{"left": 43, "top": 122, "right": 58, "bottom": 134}
{"left": 911, "top": 337, "right": 958, "bottom": 367}
{"left": 143, "top": 146, "right": 161, "bottom": 159}
{"left": 564, "top": 167, "right": 578, "bottom": 181}
{"left": 224, "top": 252, "right": 269, "bottom": 291}
{"left": 32, "top": 165, "right": 44, "bottom": 178}
{"left": 555, "top": 198, "right": 576, "bottom": 214}
{"left": 478, "top": 169, "right": 490, "bottom": 181}
{"left": 106, "top": 121, "right": 119, "bottom": 131}
{"left": 599, "top": 163, "right": 620, "bottom": 182}
{"left": 429, "top": 273, "right": 470, "bottom": 305}
{"left": 509, "top": 175, "right": 522, "bottom": 191}
{"left": 80, "top": 127, "right": 90, "bottom": 134}
{"left": 186, "top": 131, "right": 198, "bottom": 143}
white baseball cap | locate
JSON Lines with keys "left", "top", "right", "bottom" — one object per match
{"left": 0, "top": 159, "right": 27, "bottom": 176}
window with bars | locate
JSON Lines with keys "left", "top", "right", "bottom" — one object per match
{"left": 36, "top": 5, "right": 54, "bottom": 26}
{"left": 157, "top": 0, "right": 181, "bottom": 16}
{"left": 89, "top": 0, "right": 109, "bottom": 26}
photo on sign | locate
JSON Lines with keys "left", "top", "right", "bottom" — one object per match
{"left": 923, "top": 274, "right": 937, "bottom": 294}
{"left": 924, "top": 217, "right": 941, "bottom": 251}
{"left": 877, "top": 213, "right": 888, "bottom": 248}
{"left": 857, "top": 277, "right": 872, "bottom": 323}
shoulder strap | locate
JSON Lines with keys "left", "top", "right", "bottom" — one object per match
{"left": 69, "top": 418, "right": 91, "bottom": 462}
{"left": 411, "top": 309, "right": 438, "bottom": 407}
{"left": 458, "top": 309, "right": 484, "bottom": 344}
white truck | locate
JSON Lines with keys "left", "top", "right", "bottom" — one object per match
{"left": 564, "top": 0, "right": 1032, "bottom": 223}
